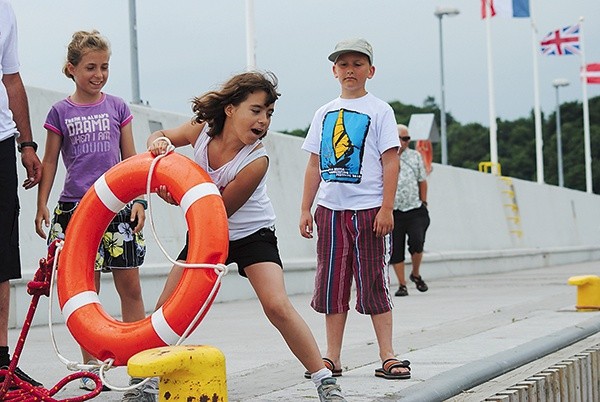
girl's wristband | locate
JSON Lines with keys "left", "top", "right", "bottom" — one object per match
{"left": 133, "top": 199, "right": 148, "bottom": 210}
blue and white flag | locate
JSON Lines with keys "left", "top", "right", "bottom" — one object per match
{"left": 481, "top": 0, "right": 530, "bottom": 19}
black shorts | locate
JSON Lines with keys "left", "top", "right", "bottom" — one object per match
{"left": 390, "top": 205, "right": 430, "bottom": 264}
{"left": 0, "top": 137, "right": 21, "bottom": 282}
{"left": 177, "top": 226, "right": 283, "bottom": 277}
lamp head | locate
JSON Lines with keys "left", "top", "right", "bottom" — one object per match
{"left": 552, "top": 78, "right": 570, "bottom": 88}
{"left": 434, "top": 6, "right": 460, "bottom": 18}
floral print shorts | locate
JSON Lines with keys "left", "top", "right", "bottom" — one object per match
{"left": 48, "top": 202, "right": 146, "bottom": 272}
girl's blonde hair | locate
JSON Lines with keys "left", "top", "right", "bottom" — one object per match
{"left": 63, "top": 30, "right": 111, "bottom": 80}
{"left": 191, "top": 71, "right": 280, "bottom": 137}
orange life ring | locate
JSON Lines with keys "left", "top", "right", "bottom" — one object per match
{"left": 57, "top": 152, "right": 228, "bottom": 366}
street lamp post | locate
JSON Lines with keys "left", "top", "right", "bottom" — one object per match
{"left": 434, "top": 6, "right": 459, "bottom": 166}
{"left": 128, "top": 0, "right": 142, "bottom": 105}
{"left": 552, "top": 78, "right": 569, "bottom": 187}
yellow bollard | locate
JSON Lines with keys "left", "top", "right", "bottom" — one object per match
{"left": 127, "top": 345, "right": 227, "bottom": 401}
{"left": 567, "top": 275, "right": 600, "bottom": 311}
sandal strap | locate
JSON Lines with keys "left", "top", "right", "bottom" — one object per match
{"left": 383, "top": 358, "right": 411, "bottom": 372}
{"left": 322, "top": 357, "right": 335, "bottom": 371}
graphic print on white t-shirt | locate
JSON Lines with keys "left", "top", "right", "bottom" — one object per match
{"left": 319, "top": 108, "right": 370, "bottom": 183}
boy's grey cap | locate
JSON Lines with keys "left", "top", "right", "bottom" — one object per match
{"left": 328, "top": 38, "right": 373, "bottom": 64}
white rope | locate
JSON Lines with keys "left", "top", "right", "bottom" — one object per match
{"left": 46, "top": 243, "right": 134, "bottom": 391}
{"left": 146, "top": 138, "right": 227, "bottom": 269}
{"left": 147, "top": 136, "right": 232, "bottom": 346}
{"left": 47, "top": 240, "right": 75, "bottom": 369}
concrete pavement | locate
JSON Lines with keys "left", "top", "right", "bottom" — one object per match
{"left": 6, "top": 260, "right": 600, "bottom": 401}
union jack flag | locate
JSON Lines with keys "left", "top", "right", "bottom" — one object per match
{"left": 540, "top": 24, "right": 580, "bottom": 56}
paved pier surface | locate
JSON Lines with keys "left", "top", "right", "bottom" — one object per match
{"left": 8, "top": 261, "right": 600, "bottom": 401}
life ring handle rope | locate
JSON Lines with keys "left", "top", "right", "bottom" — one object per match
{"left": 49, "top": 140, "right": 231, "bottom": 391}
{"left": 144, "top": 137, "right": 234, "bottom": 348}
{"left": 146, "top": 137, "right": 233, "bottom": 275}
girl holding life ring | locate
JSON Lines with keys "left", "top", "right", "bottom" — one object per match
{"left": 146, "top": 71, "right": 346, "bottom": 400}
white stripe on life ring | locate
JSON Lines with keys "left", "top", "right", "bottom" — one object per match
{"left": 62, "top": 291, "right": 101, "bottom": 323}
{"left": 180, "top": 182, "right": 220, "bottom": 216}
{"left": 151, "top": 307, "right": 180, "bottom": 345}
{"left": 95, "top": 174, "right": 126, "bottom": 213}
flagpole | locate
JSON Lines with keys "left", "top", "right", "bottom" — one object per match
{"left": 578, "top": 17, "right": 592, "bottom": 193}
{"left": 128, "top": 0, "right": 142, "bottom": 105}
{"left": 485, "top": 0, "right": 499, "bottom": 174}
{"left": 529, "top": 0, "right": 544, "bottom": 184}
{"left": 245, "top": 0, "right": 256, "bottom": 71}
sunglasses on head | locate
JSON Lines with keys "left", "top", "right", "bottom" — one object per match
{"left": 400, "top": 136, "right": 411, "bottom": 142}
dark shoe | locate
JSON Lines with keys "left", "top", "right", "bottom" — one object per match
{"left": 0, "top": 365, "right": 44, "bottom": 389}
{"left": 410, "top": 274, "right": 428, "bottom": 292}
{"left": 395, "top": 284, "right": 408, "bottom": 297}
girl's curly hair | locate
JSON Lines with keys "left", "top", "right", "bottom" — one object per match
{"left": 191, "top": 71, "right": 280, "bottom": 137}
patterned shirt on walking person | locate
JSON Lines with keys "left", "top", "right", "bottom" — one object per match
{"left": 391, "top": 123, "right": 430, "bottom": 297}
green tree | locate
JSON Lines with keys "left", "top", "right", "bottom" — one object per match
{"left": 279, "top": 127, "right": 309, "bottom": 138}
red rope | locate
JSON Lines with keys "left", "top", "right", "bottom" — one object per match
{"left": 0, "top": 241, "right": 103, "bottom": 401}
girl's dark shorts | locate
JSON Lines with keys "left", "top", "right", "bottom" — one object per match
{"left": 177, "top": 226, "right": 283, "bottom": 277}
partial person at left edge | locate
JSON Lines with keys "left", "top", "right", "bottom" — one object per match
{"left": 0, "top": 0, "right": 43, "bottom": 389}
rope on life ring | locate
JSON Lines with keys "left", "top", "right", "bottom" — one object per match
{"left": 57, "top": 151, "right": 229, "bottom": 367}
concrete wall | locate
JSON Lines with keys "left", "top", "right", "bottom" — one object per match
{"left": 10, "top": 86, "right": 600, "bottom": 327}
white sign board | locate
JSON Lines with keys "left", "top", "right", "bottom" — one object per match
{"left": 407, "top": 113, "right": 440, "bottom": 142}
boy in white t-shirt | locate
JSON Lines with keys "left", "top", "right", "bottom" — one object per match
{"left": 299, "top": 38, "right": 410, "bottom": 380}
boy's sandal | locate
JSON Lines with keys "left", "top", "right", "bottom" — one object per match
{"left": 375, "top": 358, "right": 411, "bottom": 380}
{"left": 304, "top": 357, "right": 343, "bottom": 379}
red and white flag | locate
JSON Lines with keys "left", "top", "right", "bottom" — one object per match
{"left": 584, "top": 63, "right": 600, "bottom": 84}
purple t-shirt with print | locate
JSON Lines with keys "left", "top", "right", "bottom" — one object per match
{"left": 44, "top": 93, "right": 133, "bottom": 202}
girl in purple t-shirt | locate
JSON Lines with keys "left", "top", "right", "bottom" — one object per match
{"left": 33, "top": 30, "right": 149, "bottom": 394}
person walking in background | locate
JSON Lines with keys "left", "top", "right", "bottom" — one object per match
{"left": 391, "top": 124, "right": 430, "bottom": 297}
{"left": 299, "top": 38, "right": 411, "bottom": 380}
{"left": 147, "top": 71, "right": 346, "bottom": 402}
{"left": 0, "top": 0, "right": 43, "bottom": 388}
{"left": 33, "top": 30, "right": 150, "bottom": 399}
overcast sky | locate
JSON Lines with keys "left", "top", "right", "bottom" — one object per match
{"left": 9, "top": 0, "right": 600, "bottom": 133}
